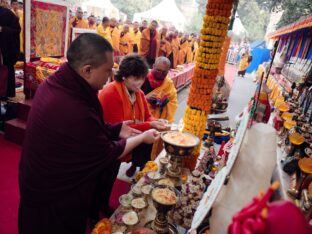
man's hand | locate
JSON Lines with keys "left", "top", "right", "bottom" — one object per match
{"left": 119, "top": 120, "right": 142, "bottom": 139}
{"left": 150, "top": 120, "right": 167, "bottom": 131}
{"left": 142, "top": 129, "right": 160, "bottom": 144}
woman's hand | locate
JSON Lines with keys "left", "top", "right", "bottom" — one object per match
{"left": 119, "top": 120, "right": 142, "bottom": 139}
{"left": 150, "top": 120, "right": 167, "bottom": 131}
{"left": 142, "top": 129, "right": 160, "bottom": 144}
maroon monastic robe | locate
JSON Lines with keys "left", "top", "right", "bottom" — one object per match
{"left": 18, "top": 63, "right": 126, "bottom": 234}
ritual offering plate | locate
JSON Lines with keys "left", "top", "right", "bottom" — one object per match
{"left": 122, "top": 211, "right": 139, "bottom": 226}
{"left": 158, "top": 178, "right": 175, "bottom": 187}
{"left": 289, "top": 132, "right": 305, "bottom": 145}
{"left": 131, "top": 197, "right": 148, "bottom": 211}
{"left": 161, "top": 131, "right": 200, "bottom": 156}
{"left": 152, "top": 186, "right": 178, "bottom": 206}
{"left": 278, "top": 102, "right": 290, "bottom": 112}
{"left": 141, "top": 184, "right": 153, "bottom": 196}
{"left": 298, "top": 157, "right": 312, "bottom": 174}
{"left": 131, "top": 185, "right": 143, "bottom": 197}
{"left": 149, "top": 185, "right": 180, "bottom": 234}
{"left": 119, "top": 194, "right": 134, "bottom": 209}
{"left": 283, "top": 120, "right": 296, "bottom": 130}
{"left": 282, "top": 112, "right": 294, "bottom": 121}
{"left": 147, "top": 171, "right": 161, "bottom": 183}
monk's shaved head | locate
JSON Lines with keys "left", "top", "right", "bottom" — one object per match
{"left": 123, "top": 24, "right": 129, "bottom": 32}
{"left": 67, "top": 33, "right": 113, "bottom": 71}
{"left": 154, "top": 56, "right": 171, "bottom": 69}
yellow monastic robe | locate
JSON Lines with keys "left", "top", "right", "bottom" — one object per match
{"left": 88, "top": 24, "right": 97, "bottom": 30}
{"left": 130, "top": 30, "right": 141, "bottom": 53}
{"left": 193, "top": 41, "right": 199, "bottom": 62}
{"left": 186, "top": 41, "right": 194, "bottom": 63}
{"left": 68, "top": 17, "right": 89, "bottom": 45}
{"left": 178, "top": 40, "right": 188, "bottom": 65}
{"left": 146, "top": 76, "right": 178, "bottom": 160}
{"left": 171, "top": 38, "right": 180, "bottom": 68}
{"left": 119, "top": 32, "right": 133, "bottom": 55}
{"left": 18, "top": 10, "right": 23, "bottom": 53}
{"left": 97, "top": 24, "right": 113, "bottom": 45}
{"left": 238, "top": 54, "right": 249, "bottom": 72}
{"left": 158, "top": 34, "right": 166, "bottom": 56}
{"left": 145, "top": 76, "right": 178, "bottom": 123}
{"left": 110, "top": 27, "right": 121, "bottom": 51}
{"left": 139, "top": 28, "right": 160, "bottom": 58}
{"left": 72, "top": 18, "right": 89, "bottom": 29}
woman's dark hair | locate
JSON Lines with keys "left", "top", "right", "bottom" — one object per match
{"left": 115, "top": 54, "right": 149, "bottom": 82}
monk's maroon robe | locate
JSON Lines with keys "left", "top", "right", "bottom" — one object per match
{"left": 18, "top": 63, "right": 126, "bottom": 234}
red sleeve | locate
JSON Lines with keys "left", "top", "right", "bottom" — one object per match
{"left": 98, "top": 84, "right": 124, "bottom": 125}
{"left": 129, "top": 122, "right": 151, "bottom": 132}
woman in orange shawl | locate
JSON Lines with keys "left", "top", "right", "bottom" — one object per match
{"left": 98, "top": 54, "right": 166, "bottom": 177}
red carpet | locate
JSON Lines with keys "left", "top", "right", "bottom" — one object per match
{"left": 0, "top": 134, "right": 131, "bottom": 234}
{"left": 225, "top": 63, "right": 237, "bottom": 88}
{"left": 109, "top": 179, "right": 131, "bottom": 210}
{"left": 0, "top": 134, "right": 20, "bottom": 234}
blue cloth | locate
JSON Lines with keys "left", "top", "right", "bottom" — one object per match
{"left": 246, "top": 48, "right": 271, "bottom": 73}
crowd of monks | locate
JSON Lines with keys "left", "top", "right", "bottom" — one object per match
{"left": 69, "top": 7, "right": 199, "bottom": 68}
{"left": 6, "top": 2, "right": 199, "bottom": 69}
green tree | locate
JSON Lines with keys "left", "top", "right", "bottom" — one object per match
{"left": 111, "top": 0, "right": 161, "bottom": 20}
{"left": 185, "top": 13, "right": 204, "bottom": 35}
{"left": 274, "top": 0, "right": 312, "bottom": 28}
{"left": 256, "top": 0, "right": 312, "bottom": 28}
{"left": 237, "top": 0, "right": 270, "bottom": 41}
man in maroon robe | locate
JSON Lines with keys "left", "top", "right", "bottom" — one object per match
{"left": 18, "top": 33, "right": 159, "bottom": 234}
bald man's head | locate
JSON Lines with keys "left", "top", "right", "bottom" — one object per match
{"left": 67, "top": 33, "right": 114, "bottom": 90}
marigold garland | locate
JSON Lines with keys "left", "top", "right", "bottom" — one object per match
{"left": 218, "top": 35, "right": 231, "bottom": 76}
{"left": 182, "top": 0, "right": 233, "bottom": 170}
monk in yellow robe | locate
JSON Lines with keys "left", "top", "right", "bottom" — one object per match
{"left": 109, "top": 18, "right": 121, "bottom": 53}
{"left": 186, "top": 36, "right": 194, "bottom": 63}
{"left": 178, "top": 34, "right": 189, "bottom": 65}
{"left": 141, "top": 57, "right": 178, "bottom": 159}
{"left": 68, "top": 8, "right": 88, "bottom": 44}
{"left": 130, "top": 21, "right": 141, "bottom": 53}
{"left": 87, "top": 15, "right": 97, "bottom": 29}
{"left": 119, "top": 25, "right": 132, "bottom": 55}
{"left": 163, "top": 33, "right": 174, "bottom": 68}
{"left": 238, "top": 52, "right": 250, "bottom": 77}
{"left": 171, "top": 31, "right": 180, "bottom": 68}
{"left": 139, "top": 20, "right": 160, "bottom": 67}
{"left": 96, "top": 17, "right": 112, "bottom": 45}
{"left": 193, "top": 38, "right": 199, "bottom": 62}
{"left": 158, "top": 27, "right": 168, "bottom": 57}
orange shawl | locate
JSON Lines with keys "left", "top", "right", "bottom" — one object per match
{"left": 114, "top": 81, "right": 145, "bottom": 122}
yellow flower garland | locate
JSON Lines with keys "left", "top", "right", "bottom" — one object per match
{"left": 182, "top": 0, "right": 233, "bottom": 170}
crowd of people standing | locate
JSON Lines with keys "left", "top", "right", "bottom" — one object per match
{"left": 69, "top": 7, "right": 199, "bottom": 68}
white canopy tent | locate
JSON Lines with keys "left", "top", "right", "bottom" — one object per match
{"left": 133, "top": 0, "right": 186, "bottom": 31}
{"left": 81, "top": 0, "right": 125, "bottom": 19}
{"left": 232, "top": 14, "right": 248, "bottom": 37}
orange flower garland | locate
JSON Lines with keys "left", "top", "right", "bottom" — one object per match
{"left": 218, "top": 35, "right": 231, "bottom": 76}
{"left": 183, "top": 0, "right": 233, "bottom": 170}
